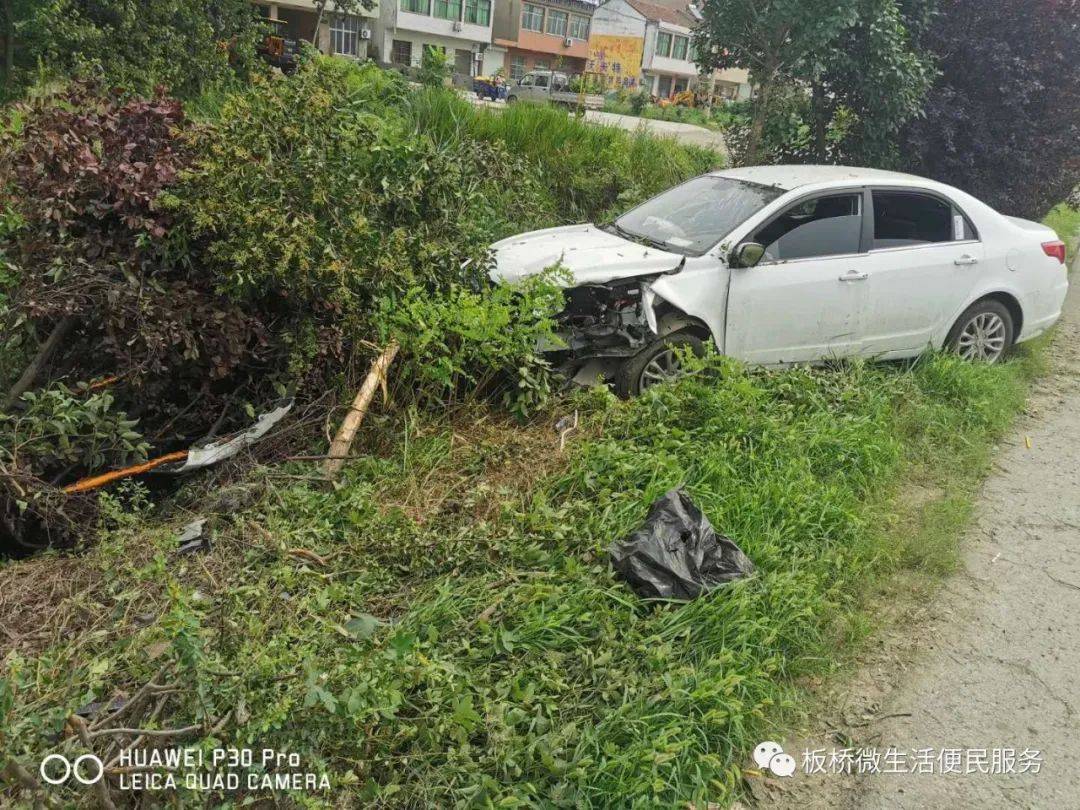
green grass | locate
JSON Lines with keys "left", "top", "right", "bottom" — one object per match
{"left": 1, "top": 350, "right": 1037, "bottom": 807}
{"left": 1044, "top": 201, "right": 1080, "bottom": 246}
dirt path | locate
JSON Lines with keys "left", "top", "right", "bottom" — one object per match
{"left": 762, "top": 259, "right": 1080, "bottom": 809}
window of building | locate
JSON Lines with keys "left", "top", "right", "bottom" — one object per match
{"left": 522, "top": 3, "right": 544, "bottom": 32}
{"left": 872, "top": 192, "right": 966, "bottom": 248}
{"left": 391, "top": 39, "right": 413, "bottom": 65}
{"left": 672, "top": 35, "right": 688, "bottom": 61}
{"left": 533, "top": 58, "right": 549, "bottom": 71}
{"left": 330, "top": 15, "right": 361, "bottom": 57}
{"left": 400, "top": 0, "right": 429, "bottom": 13}
{"left": 569, "top": 14, "right": 590, "bottom": 40}
{"left": 753, "top": 194, "right": 863, "bottom": 262}
{"left": 464, "top": 0, "right": 491, "bottom": 25}
{"left": 655, "top": 32, "right": 672, "bottom": 58}
{"left": 657, "top": 75, "right": 673, "bottom": 96}
{"left": 510, "top": 55, "right": 526, "bottom": 81}
{"left": 545, "top": 10, "right": 568, "bottom": 37}
{"left": 433, "top": 0, "right": 462, "bottom": 21}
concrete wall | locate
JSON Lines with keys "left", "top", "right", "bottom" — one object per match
{"left": 481, "top": 44, "right": 507, "bottom": 76}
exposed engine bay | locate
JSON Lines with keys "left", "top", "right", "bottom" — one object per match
{"left": 547, "top": 278, "right": 660, "bottom": 384}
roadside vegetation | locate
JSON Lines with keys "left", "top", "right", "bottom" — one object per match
{"left": 2, "top": 345, "right": 1040, "bottom": 806}
{"left": 2, "top": 1, "right": 1078, "bottom": 805}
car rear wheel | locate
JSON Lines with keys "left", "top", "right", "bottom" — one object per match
{"left": 615, "top": 331, "right": 704, "bottom": 397}
{"left": 946, "top": 299, "right": 1014, "bottom": 363}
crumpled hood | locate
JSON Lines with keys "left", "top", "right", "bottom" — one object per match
{"left": 489, "top": 224, "right": 684, "bottom": 285}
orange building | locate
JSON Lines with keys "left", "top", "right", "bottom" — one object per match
{"left": 491, "top": 0, "right": 596, "bottom": 80}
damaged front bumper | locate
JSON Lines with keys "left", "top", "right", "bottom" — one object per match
{"left": 546, "top": 278, "right": 659, "bottom": 383}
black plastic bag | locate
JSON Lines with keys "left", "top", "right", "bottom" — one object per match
{"left": 609, "top": 488, "right": 755, "bottom": 600}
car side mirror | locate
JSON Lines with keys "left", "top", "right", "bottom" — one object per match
{"left": 732, "top": 242, "right": 765, "bottom": 268}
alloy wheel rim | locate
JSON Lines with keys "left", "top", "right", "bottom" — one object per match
{"left": 957, "top": 312, "right": 1007, "bottom": 363}
{"left": 639, "top": 349, "right": 684, "bottom": 390}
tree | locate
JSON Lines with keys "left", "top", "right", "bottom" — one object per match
{"left": 694, "top": 0, "right": 860, "bottom": 163}
{"left": 900, "top": 0, "right": 1080, "bottom": 219}
{"left": 809, "top": 0, "right": 935, "bottom": 165}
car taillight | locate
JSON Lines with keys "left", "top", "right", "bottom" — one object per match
{"left": 1042, "top": 240, "right": 1067, "bottom": 265}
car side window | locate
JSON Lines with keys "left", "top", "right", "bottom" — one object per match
{"left": 520, "top": 74, "right": 534, "bottom": 87}
{"left": 752, "top": 193, "right": 863, "bottom": 262}
{"left": 534, "top": 73, "right": 549, "bottom": 88}
{"left": 872, "top": 191, "right": 958, "bottom": 248}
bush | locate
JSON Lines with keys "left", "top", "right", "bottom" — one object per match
{"left": 381, "top": 270, "right": 568, "bottom": 417}
{"left": 0, "top": 57, "right": 720, "bottom": 547}
{"left": 0, "top": 82, "right": 262, "bottom": 496}
{"left": 900, "top": 0, "right": 1080, "bottom": 219}
{"left": 629, "top": 88, "right": 650, "bottom": 114}
{"left": 2, "top": 0, "right": 264, "bottom": 101}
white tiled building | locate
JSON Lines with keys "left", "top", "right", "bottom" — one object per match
{"left": 375, "top": 0, "right": 495, "bottom": 78}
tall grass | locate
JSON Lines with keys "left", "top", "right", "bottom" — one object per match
{"left": 407, "top": 88, "right": 722, "bottom": 222}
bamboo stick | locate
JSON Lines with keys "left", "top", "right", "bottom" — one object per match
{"left": 324, "top": 341, "right": 398, "bottom": 479}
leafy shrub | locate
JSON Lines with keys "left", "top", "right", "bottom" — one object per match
{"left": 901, "top": 0, "right": 1080, "bottom": 219}
{"left": 0, "top": 81, "right": 262, "bottom": 429}
{"left": 381, "top": 270, "right": 568, "bottom": 417}
{"left": 1, "top": 385, "right": 148, "bottom": 477}
{"left": 629, "top": 88, "right": 650, "bottom": 114}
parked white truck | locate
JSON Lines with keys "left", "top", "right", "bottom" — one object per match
{"left": 506, "top": 71, "right": 604, "bottom": 112}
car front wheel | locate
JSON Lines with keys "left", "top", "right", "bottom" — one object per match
{"left": 615, "top": 330, "right": 704, "bottom": 397}
{"left": 946, "top": 299, "right": 1015, "bottom": 363}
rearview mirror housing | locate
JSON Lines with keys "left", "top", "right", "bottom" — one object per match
{"left": 732, "top": 242, "right": 765, "bottom": 268}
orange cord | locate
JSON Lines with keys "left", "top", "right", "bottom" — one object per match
{"left": 62, "top": 450, "right": 189, "bottom": 494}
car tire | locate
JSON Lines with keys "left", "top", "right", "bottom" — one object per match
{"left": 945, "top": 298, "right": 1015, "bottom": 364}
{"left": 615, "top": 330, "right": 705, "bottom": 398}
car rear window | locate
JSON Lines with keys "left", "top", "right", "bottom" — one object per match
{"left": 872, "top": 192, "right": 955, "bottom": 248}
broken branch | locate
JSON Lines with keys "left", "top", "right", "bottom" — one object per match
{"left": 324, "top": 341, "right": 399, "bottom": 478}
{"left": 3, "top": 315, "right": 76, "bottom": 410}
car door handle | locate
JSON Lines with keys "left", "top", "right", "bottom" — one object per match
{"left": 954, "top": 255, "right": 979, "bottom": 266}
{"left": 839, "top": 272, "right": 869, "bottom": 282}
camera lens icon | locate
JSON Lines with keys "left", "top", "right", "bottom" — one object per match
{"left": 39, "top": 753, "right": 105, "bottom": 786}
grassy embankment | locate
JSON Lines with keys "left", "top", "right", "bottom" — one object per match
{"left": 0, "top": 70, "right": 1068, "bottom": 807}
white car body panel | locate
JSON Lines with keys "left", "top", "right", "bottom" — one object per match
{"left": 490, "top": 224, "right": 683, "bottom": 285}
{"left": 490, "top": 165, "right": 1069, "bottom": 369}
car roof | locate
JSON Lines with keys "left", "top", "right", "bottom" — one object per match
{"left": 713, "top": 164, "right": 932, "bottom": 191}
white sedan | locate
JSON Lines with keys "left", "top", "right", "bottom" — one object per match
{"left": 492, "top": 165, "right": 1069, "bottom": 395}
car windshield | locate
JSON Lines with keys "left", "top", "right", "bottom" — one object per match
{"left": 613, "top": 176, "right": 785, "bottom": 255}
